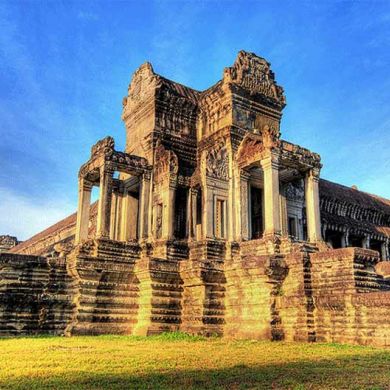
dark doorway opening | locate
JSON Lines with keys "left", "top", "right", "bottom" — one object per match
{"left": 174, "top": 187, "right": 188, "bottom": 239}
{"left": 324, "top": 229, "right": 343, "bottom": 249}
{"left": 250, "top": 186, "right": 263, "bottom": 239}
{"left": 350, "top": 235, "right": 364, "bottom": 248}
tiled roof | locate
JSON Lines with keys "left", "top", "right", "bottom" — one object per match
{"left": 10, "top": 202, "right": 98, "bottom": 254}
{"left": 320, "top": 179, "right": 390, "bottom": 214}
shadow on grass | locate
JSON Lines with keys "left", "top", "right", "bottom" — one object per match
{"left": 2, "top": 351, "right": 390, "bottom": 390}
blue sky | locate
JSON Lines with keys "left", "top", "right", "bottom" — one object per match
{"left": 0, "top": 0, "right": 389, "bottom": 240}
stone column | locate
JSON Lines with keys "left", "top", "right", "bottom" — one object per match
{"left": 260, "top": 153, "right": 281, "bottom": 236}
{"left": 240, "top": 171, "right": 250, "bottom": 240}
{"left": 75, "top": 178, "right": 93, "bottom": 244}
{"left": 168, "top": 184, "right": 176, "bottom": 239}
{"left": 96, "top": 166, "right": 114, "bottom": 239}
{"left": 109, "top": 190, "right": 119, "bottom": 240}
{"left": 305, "top": 168, "right": 322, "bottom": 242}
{"left": 188, "top": 188, "right": 197, "bottom": 239}
{"left": 362, "top": 235, "right": 370, "bottom": 249}
{"left": 161, "top": 180, "right": 176, "bottom": 240}
{"left": 382, "top": 239, "right": 389, "bottom": 260}
{"left": 279, "top": 187, "right": 288, "bottom": 236}
{"left": 341, "top": 229, "right": 350, "bottom": 248}
{"left": 138, "top": 173, "right": 151, "bottom": 240}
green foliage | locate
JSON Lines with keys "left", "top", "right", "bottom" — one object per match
{"left": 0, "top": 336, "right": 389, "bottom": 389}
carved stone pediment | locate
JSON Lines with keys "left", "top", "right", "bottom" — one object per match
{"left": 224, "top": 51, "right": 286, "bottom": 107}
{"left": 122, "top": 62, "right": 157, "bottom": 119}
{"left": 80, "top": 136, "right": 150, "bottom": 180}
{"left": 285, "top": 181, "right": 305, "bottom": 202}
{"left": 236, "top": 131, "right": 279, "bottom": 168}
{"left": 91, "top": 136, "right": 115, "bottom": 159}
{"left": 205, "top": 143, "right": 228, "bottom": 180}
{"left": 154, "top": 141, "right": 179, "bottom": 182}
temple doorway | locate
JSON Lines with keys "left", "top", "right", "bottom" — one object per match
{"left": 250, "top": 186, "right": 263, "bottom": 239}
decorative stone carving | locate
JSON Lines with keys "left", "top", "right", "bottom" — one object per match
{"left": 53, "top": 242, "right": 74, "bottom": 258}
{"left": 91, "top": 136, "right": 115, "bottom": 159}
{"left": 0, "top": 235, "right": 19, "bottom": 253}
{"left": 122, "top": 62, "right": 156, "bottom": 115}
{"left": 285, "top": 181, "right": 305, "bottom": 202}
{"left": 224, "top": 50, "right": 286, "bottom": 107}
{"left": 154, "top": 141, "right": 179, "bottom": 181}
{"left": 280, "top": 140, "right": 321, "bottom": 169}
{"left": 5, "top": 50, "right": 390, "bottom": 348}
{"left": 254, "top": 114, "right": 281, "bottom": 149}
{"left": 236, "top": 134, "right": 265, "bottom": 168}
{"left": 206, "top": 143, "right": 228, "bottom": 180}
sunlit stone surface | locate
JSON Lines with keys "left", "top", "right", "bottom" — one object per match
{"left": 2, "top": 51, "right": 390, "bottom": 345}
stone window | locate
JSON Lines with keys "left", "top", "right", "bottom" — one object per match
{"left": 215, "top": 198, "right": 226, "bottom": 239}
{"left": 288, "top": 217, "right": 297, "bottom": 238}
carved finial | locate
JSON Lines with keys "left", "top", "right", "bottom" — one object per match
{"left": 223, "top": 50, "right": 286, "bottom": 108}
{"left": 91, "top": 136, "right": 115, "bottom": 158}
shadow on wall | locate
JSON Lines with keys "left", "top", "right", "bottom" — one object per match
{"left": 1, "top": 351, "right": 390, "bottom": 389}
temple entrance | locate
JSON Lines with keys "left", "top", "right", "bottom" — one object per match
{"left": 324, "top": 229, "right": 343, "bottom": 249}
{"left": 174, "top": 187, "right": 188, "bottom": 239}
{"left": 250, "top": 186, "right": 263, "bottom": 239}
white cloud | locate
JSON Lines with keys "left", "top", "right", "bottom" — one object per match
{"left": 0, "top": 187, "right": 75, "bottom": 241}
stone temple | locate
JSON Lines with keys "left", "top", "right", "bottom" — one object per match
{"left": 2, "top": 51, "right": 390, "bottom": 346}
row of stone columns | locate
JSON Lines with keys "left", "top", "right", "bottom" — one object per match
{"left": 75, "top": 166, "right": 151, "bottom": 245}
{"left": 75, "top": 160, "right": 322, "bottom": 244}
{"left": 339, "top": 230, "right": 389, "bottom": 260}
{"left": 259, "top": 153, "right": 321, "bottom": 242}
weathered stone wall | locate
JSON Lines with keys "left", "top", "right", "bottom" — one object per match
{"left": 68, "top": 239, "right": 141, "bottom": 335}
{"left": 0, "top": 253, "right": 75, "bottom": 336}
{"left": 311, "top": 248, "right": 390, "bottom": 346}
{"left": 278, "top": 251, "right": 314, "bottom": 342}
{"left": 180, "top": 240, "right": 226, "bottom": 336}
{"left": 133, "top": 256, "right": 183, "bottom": 336}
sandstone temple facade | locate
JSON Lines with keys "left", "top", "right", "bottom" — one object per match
{"left": 2, "top": 51, "right": 390, "bottom": 346}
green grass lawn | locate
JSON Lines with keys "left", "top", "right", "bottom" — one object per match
{"left": 0, "top": 333, "right": 389, "bottom": 390}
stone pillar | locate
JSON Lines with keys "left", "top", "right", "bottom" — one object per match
{"left": 341, "top": 230, "right": 350, "bottom": 248}
{"left": 109, "top": 190, "right": 120, "bottom": 240}
{"left": 96, "top": 166, "right": 114, "bottom": 239}
{"left": 362, "top": 235, "right": 370, "bottom": 249}
{"left": 382, "top": 239, "right": 389, "bottom": 260}
{"left": 202, "top": 182, "right": 214, "bottom": 239}
{"left": 138, "top": 173, "right": 151, "bottom": 240}
{"left": 189, "top": 188, "right": 197, "bottom": 239}
{"left": 240, "top": 171, "right": 250, "bottom": 240}
{"left": 260, "top": 153, "right": 281, "bottom": 236}
{"left": 75, "top": 178, "right": 93, "bottom": 244}
{"left": 168, "top": 184, "right": 176, "bottom": 239}
{"left": 161, "top": 180, "right": 176, "bottom": 240}
{"left": 280, "top": 188, "right": 288, "bottom": 236}
{"left": 305, "top": 168, "right": 322, "bottom": 242}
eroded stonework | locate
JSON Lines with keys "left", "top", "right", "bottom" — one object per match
{"left": 2, "top": 51, "right": 390, "bottom": 346}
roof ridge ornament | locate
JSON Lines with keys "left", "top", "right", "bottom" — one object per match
{"left": 223, "top": 50, "right": 286, "bottom": 108}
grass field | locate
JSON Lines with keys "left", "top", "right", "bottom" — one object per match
{"left": 0, "top": 333, "right": 389, "bottom": 390}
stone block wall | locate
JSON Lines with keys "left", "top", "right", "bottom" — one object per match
{"left": 2, "top": 243, "right": 390, "bottom": 346}
{"left": 0, "top": 253, "right": 75, "bottom": 336}
{"left": 311, "top": 248, "right": 390, "bottom": 346}
{"left": 69, "top": 240, "right": 141, "bottom": 335}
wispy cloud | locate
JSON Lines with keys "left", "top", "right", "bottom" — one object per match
{"left": 0, "top": 187, "right": 74, "bottom": 241}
